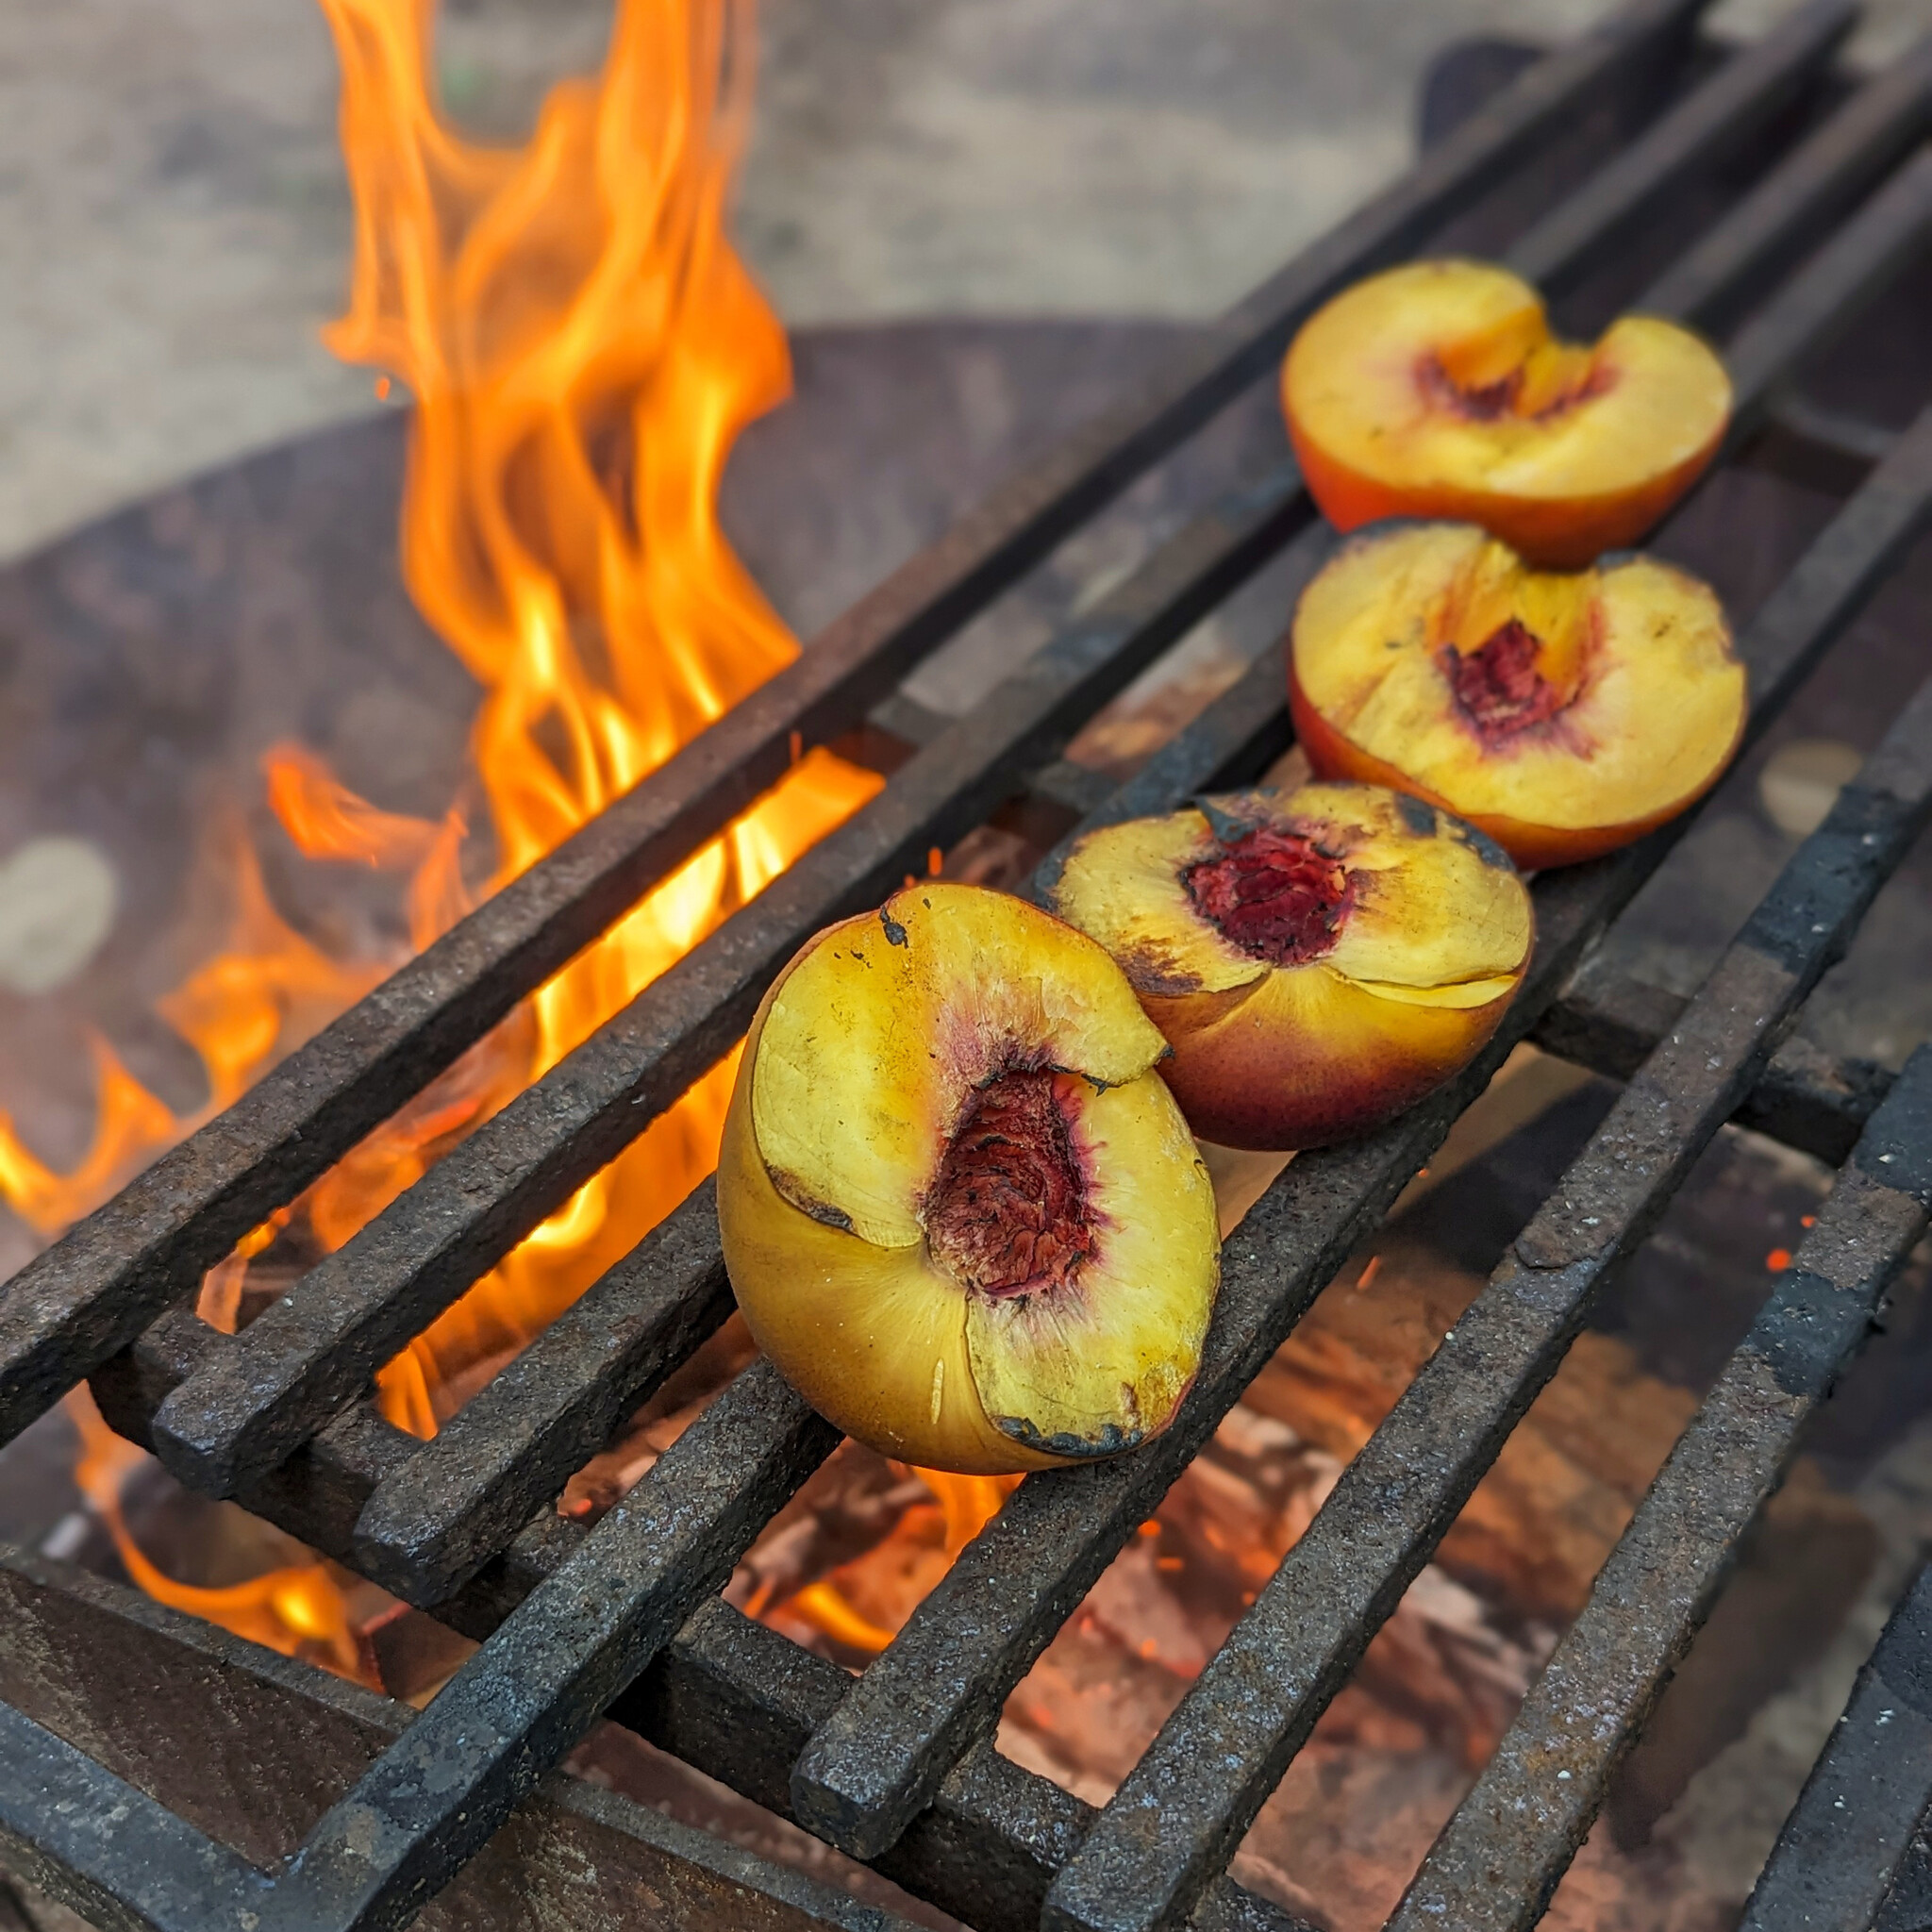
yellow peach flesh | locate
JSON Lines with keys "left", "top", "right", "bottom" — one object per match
{"left": 1291, "top": 522, "right": 1746, "bottom": 862}
{"left": 1282, "top": 259, "right": 1731, "bottom": 565}
{"left": 717, "top": 881, "right": 1221, "bottom": 1474}
{"left": 1046, "top": 783, "right": 1533, "bottom": 1151}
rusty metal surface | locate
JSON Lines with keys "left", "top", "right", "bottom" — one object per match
{"left": 5, "top": 8, "right": 1932, "bottom": 1928}
{"left": 1740, "top": 1561, "right": 1932, "bottom": 1931}
{"left": 0, "top": 1705, "right": 268, "bottom": 1932}
{"left": 278, "top": 1358, "right": 838, "bottom": 1929}
{"left": 349, "top": 1176, "right": 735, "bottom": 1601}
{"left": 1387, "top": 1047, "right": 1932, "bottom": 1931}
{"left": 1502, "top": 0, "right": 1855, "bottom": 295}
{"left": 1036, "top": 679, "right": 1932, "bottom": 1932}
{"left": 786, "top": 405, "right": 1932, "bottom": 1865}
{"left": 0, "top": 1550, "right": 923, "bottom": 1932}
{"left": 139, "top": 0, "right": 1932, "bottom": 1529}
{"left": 621, "top": 1599, "right": 1315, "bottom": 1932}
{"left": 143, "top": 442, "right": 1320, "bottom": 1506}
{"left": 1722, "top": 145, "right": 1932, "bottom": 412}
{"left": 87, "top": 1315, "right": 1312, "bottom": 1932}
{"left": 1533, "top": 960, "right": 1895, "bottom": 1163}
{"left": 1641, "top": 31, "right": 1932, "bottom": 333}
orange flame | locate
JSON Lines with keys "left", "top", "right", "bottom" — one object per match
{"left": 317, "top": 0, "right": 880, "bottom": 1433}
{"left": 1, "top": 0, "right": 878, "bottom": 1667}
{"left": 777, "top": 1467, "right": 1024, "bottom": 1656}
{"left": 64, "top": 1387, "right": 371, "bottom": 1683}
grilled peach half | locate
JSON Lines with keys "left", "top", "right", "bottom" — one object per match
{"left": 1283, "top": 259, "right": 1730, "bottom": 566}
{"left": 717, "top": 881, "right": 1221, "bottom": 1474}
{"left": 1044, "top": 783, "right": 1532, "bottom": 1152}
{"left": 1289, "top": 522, "right": 1746, "bottom": 870}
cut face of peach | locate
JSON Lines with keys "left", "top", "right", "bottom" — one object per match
{"left": 716, "top": 881, "right": 1220, "bottom": 1474}
{"left": 1044, "top": 782, "right": 1532, "bottom": 1152}
{"left": 1290, "top": 521, "right": 1746, "bottom": 869}
{"left": 1283, "top": 259, "right": 1731, "bottom": 566}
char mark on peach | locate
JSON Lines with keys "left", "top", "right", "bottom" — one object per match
{"left": 1392, "top": 792, "right": 1439, "bottom": 839}
{"left": 925, "top": 1070, "right": 1091, "bottom": 1299}
{"left": 769, "top": 1172, "right": 856, "bottom": 1232}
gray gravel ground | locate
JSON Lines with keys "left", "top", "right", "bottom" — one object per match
{"left": 5, "top": 0, "right": 1927, "bottom": 566}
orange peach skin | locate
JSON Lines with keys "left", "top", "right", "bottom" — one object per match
{"left": 1288, "top": 663, "right": 1741, "bottom": 872}
{"left": 1288, "top": 427, "right": 1722, "bottom": 574}
{"left": 1281, "top": 260, "right": 1731, "bottom": 569}
{"left": 1149, "top": 965, "right": 1518, "bottom": 1150}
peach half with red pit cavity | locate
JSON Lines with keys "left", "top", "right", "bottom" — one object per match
{"left": 716, "top": 880, "right": 1221, "bottom": 1474}
{"left": 1288, "top": 521, "right": 1747, "bottom": 870}
{"left": 1282, "top": 259, "right": 1730, "bottom": 567}
{"left": 1043, "top": 782, "right": 1533, "bottom": 1153}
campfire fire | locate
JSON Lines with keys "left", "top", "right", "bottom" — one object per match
{"left": 0, "top": 0, "right": 905, "bottom": 1661}
{"left": 0, "top": 0, "right": 1706, "bottom": 1755}
{"left": 0, "top": 12, "right": 1878, "bottom": 1923}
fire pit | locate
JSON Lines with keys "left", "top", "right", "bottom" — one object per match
{"left": 7, "top": 0, "right": 1932, "bottom": 1926}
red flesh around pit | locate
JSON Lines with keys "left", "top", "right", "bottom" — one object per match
{"left": 1184, "top": 826, "right": 1355, "bottom": 965}
{"left": 1441, "top": 619, "right": 1567, "bottom": 743}
{"left": 925, "top": 1070, "right": 1091, "bottom": 1297}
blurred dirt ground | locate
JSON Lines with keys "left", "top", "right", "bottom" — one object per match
{"left": 5, "top": 0, "right": 1928, "bottom": 565}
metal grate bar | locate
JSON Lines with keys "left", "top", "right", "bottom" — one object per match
{"left": 1037, "top": 66, "right": 1932, "bottom": 883}
{"left": 1534, "top": 960, "right": 1896, "bottom": 1163}
{"left": 1724, "top": 143, "right": 1932, "bottom": 409}
{"left": 338, "top": 514, "right": 1325, "bottom": 1604}
{"left": 37, "top": 229, "right": 1926, "bottom": 1932}
{"left": 0, "top": 1702, "right": 271, "bottom": 1932}
{"left": 1504, "top": 0, "right": 1856, "bottom": 295}
{"left": 347, "top": 93, "right": 1930, "bottom": 1601}
{"left": 143, "top": 60, "right": 1932, "bottom": 1525}
{"left": 1753, "top": 392, "right": 1907, "bottom": 495}
{"left": 345, "top": 1177, "right": 734, "bottom": 1600}
{"left": 0, "top": 0, "right": 1712, "bottom": 1459}
{"left": 11, "top": 11, "right": 1932, "bottom": 1928}
{"left": 133, "top": 14, "right": 1780, "bottom": 1515}
{"left": 618, "top": 1598, "right": 1320, "bottom": 1932}
{"left": 1384, "top": 1047, "right": 1932, "bottom": 1932}
{"left": 1036, "top": 686, "right": 1932, "bottom": 1932}
{"left": 1876, "top": 1830, "right": 1932, "bottom": 1931}
{"left": 1644, "top": 28, "right": 1932, "bottom": 334}
{"left": 84, "top": 1306, "right": 1319, "bottom": 1932}
{"left": 146, "top": 448, "right": 1321, "bottom": 1507}
{"left": 92, "top": 1303, "right": 586, "bottom": 1641}
{"left": 785, "top": 420, "right": 1932, "bottom": 1869}
{"left": 157, "top": 1365, "right": 1305, "bottom": 1932}
{"left": 1740, "top": 1561, "right": 1932, "bottom": 1932}
{"left": 274, "top": 1358, "right": 837, "bottom": 1932}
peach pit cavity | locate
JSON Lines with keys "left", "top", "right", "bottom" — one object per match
{"left": 926, "top": 1070, "right": 1091, "bottom": 1298}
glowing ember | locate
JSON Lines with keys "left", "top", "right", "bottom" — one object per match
{"left": 761, "top": 1467, "right": 1025, "bottom": 1656}
{"left": 0, "top": 0, "right": 881, "bottom": 1666}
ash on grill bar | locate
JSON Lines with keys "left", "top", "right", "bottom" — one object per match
{"left": 8, "top": 0, "right": 1932, "bottom": 1927}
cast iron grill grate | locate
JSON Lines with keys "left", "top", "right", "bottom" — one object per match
{"left": 7, "top": 0, "right": 1932, "bottom": 1925}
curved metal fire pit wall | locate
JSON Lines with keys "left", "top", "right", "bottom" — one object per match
{"left": 0, "top": 1546, "right": 915, "bottom": 1932}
